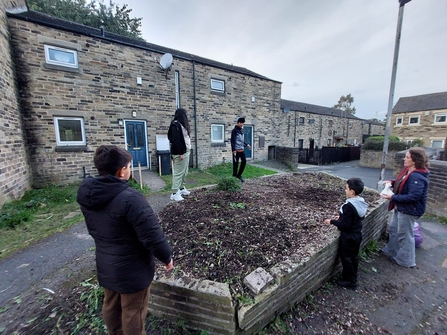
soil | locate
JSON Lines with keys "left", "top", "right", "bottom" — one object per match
{"left": 2, "top": 172, "right": 446, "bottom": 334}
{"left": 157, "top": 173, "right": 379, "bottom": 304}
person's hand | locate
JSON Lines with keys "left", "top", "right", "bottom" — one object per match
{"left": 233, "top": 151, "right": 236, "bottom": 156}
{"left": 323, "top": 219, "right": 331, "bottom": 224}
{"left": 248, "top": 145, "right": 251, "bottom": 150}
{"left": 165, "top": 259, "right": 174, "bottom": 271}
{"left": 334, "top": 215, "right": 339, "bottom": 220}
{"left": 381, "top": 194, "right": 392, "bottom": 200}
{"left": 180, "top": 155, "right": 184, "bottom": 160}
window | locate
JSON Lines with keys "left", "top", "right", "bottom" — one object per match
{"left": 328, "top": 120, "right": 333, "bottom": 127}
{"left": 210, "top": 79, "right": 225, "bottom": 93}
{"left": 54, "top": 117, "right": 86, "bottom": 146}
{"left": 44, "top": 45, "right": 78, "bottom": 69}
{"left": 298, "top": 139, "right": 304, "bottom": 149}
{"left": 349, "top": 122, "right": 353, "bottom": 129}
{"left": 298, "top": 117, "right": 305, "bottom": 126}
{"left": 211, "top": 124, "right": 224, "bottom": 143}
{"left": 431, "top": 140, "right": 444, "bottom": 149}
{"left": 395, "top": 116, "right": 403, "bottom": 125}
{"left": 434, "top": 114, "right": 447, "bottom": 124}
{"left": 409, "top": 115, "right": 420, "bottom": 125}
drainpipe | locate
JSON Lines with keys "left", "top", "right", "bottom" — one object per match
{"left": 192, "top": 61, "right": 198, "bottom": 168}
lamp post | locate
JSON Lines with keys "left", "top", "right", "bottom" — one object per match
{"left": 379, "top": 0, "right": 411, "bottom": 189}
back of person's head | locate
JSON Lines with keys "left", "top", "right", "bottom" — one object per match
{"left": 347, "top": 177, "right": 364, "bottom": 195}
{"left": 174, "top": 108, "right": 190, "bottom": 134}
{"left": 94, "top": 145, "right": 132, "bottom": 176}
{"left": 408, "top": 147, "right": 429, "bottom": 169}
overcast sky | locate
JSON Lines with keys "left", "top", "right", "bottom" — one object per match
{"left": 116, "top": 0, "right": 446, "bottom": 120}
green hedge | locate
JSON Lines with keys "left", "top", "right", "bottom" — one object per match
{"left": 362, "top": 136, "right": 408, "bottom": 151}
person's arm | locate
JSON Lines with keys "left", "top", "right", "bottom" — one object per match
{"left": 391, "top": 174, "right": 426, "bottom": 204}
{"left": 327, "top": 204, "right": 356, "bottom": 231}
{"left": 230, "top": 128, "right": 236, "bottom": 154}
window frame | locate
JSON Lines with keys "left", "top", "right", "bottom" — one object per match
{"left": 210, "top": 123, "right": 225, "bottom": 144}
{"left": 54, "top": 116, "right": 86, "bottom": 146}
{"left": 210, "top": 78, "right": 225, "bottom": 93}
{"left": 431, "top": 139, "right": 444, "bottom": 149}
{"left": 434, "top": 113, "right": 447, "bottom": 124}
{"left": 408, "top": 115, "right": 420, "bottom": 125}
{"left": 395, "top": 116, "right": 403, "bottom": 126}
{"left": 44, "top": 44, "right": 78, "bottom": 69}
{"left": 298, "top": 117, "right": 305, "bottom": 126}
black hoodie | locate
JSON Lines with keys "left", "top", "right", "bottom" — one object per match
{"left": 77, "top": 175, "right": 172, "bottom": 293}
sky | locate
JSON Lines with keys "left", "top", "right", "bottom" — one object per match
{"left": 114, "top": 0, "right": 446, "bottom": 121}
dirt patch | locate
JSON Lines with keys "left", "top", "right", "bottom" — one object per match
{"left": 157, "top": 172, "right": 379, "bottom": 304}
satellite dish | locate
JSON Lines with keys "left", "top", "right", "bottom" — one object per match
{"left": 159, "top": 53, "right": 173, "bottom": 70}
{"left": 283, "top": 107, "right": 290, "bottom": 113}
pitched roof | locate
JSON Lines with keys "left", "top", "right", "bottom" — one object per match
{"left": 392, "top": 91, "right": 447, "bottom": 113}
{"left": 281, "top": 99, "right": 363, "bottom": 120}
{"left": 7, "top": 10, "right": 280, "bottom": 83}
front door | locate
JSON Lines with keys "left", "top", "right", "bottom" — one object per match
{"left": 243, "top": 125, "right": 253, "bottom": 159}
{"left": 125, "top": 120, "right": 148, "bottom": 168}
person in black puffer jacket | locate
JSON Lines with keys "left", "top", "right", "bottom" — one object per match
{"left": 77, "top": 145, "right": 173, "bottom": 335}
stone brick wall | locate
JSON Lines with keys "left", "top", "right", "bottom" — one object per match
{"left": 392, "top": 110, "right": 447, "bottom": 147}
{"left": 0, "top": 2, "right": 31, "bottom": 206}
{"left": 6, "top": 17, "right": 282, "bottom": 186}
{"left": 147, "top": 194, "right": 389, "bottom": 335}
{"left": 359, "top": 149, "right": 400, "bottom": 171}
{"left": 425, "top": 160, "right": 447, "bottom": 217}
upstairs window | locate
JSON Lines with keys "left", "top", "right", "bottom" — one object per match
{"left": 328, "top": 120, "right": 333, "bottom": 127}
{"left": 210, "top": 79, "right": 225, "bottom": 93}
{"left": 434, "top": 114, "right": 446, "bottom": 124}
{"left": 54, "top": 117, "right": 86, "bottom": 146}
{"left": 44, "top": 45, "right": 78, "bottom": 69}
{"left": 298, "top": 117, "right": 305, "bottom": 125}
{"left": 409, "top": 115, "right": 420, "bottom": 125}
{"left": 211, "top": 124, "right": 224, "bottom": 143}
{"left": 395, "top": 116, "right": 403, "bottom": 126}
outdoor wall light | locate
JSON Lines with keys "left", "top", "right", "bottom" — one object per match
{"left": 118, "top": 118, "right": 123, "bottom": 126}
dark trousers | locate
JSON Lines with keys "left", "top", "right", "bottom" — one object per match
{"left": 232, "top": 151, "right": 247, "bottom": 177}
{"left": 339, "top": 232, "right": 362, "bottom": 284}
{"left": 102, "top": 287, "right": 150, "bottom": 335}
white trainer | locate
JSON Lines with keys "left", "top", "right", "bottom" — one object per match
{"left": 179, "top": 188, "right": 190, "bottom": 196}
{"left": 170, "top": 191, "right": 184, "bottom": 201}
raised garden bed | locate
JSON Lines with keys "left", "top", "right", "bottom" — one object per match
{"left": 149, "top": 173, "right": 388, "bottom": 334}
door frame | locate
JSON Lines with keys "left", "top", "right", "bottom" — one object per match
{"left": 243, "top": 125, "right": 253, "bottom": 160}
{"left": 123, "top": 119, "right": 149, "bottom": 168}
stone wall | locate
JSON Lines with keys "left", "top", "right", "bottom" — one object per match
{"left": 6, "top": 16, "right": 283, "bottom": 187}
{"left": 0, "top": 1, "right": 31, "bottom": 206}
{"left": 147, "top": 191, "right": 389, "bottom": 335}
{"left": 359, "top": 149, "right": 400, "bottom": 171}
{"left": 425, "top": 160, "right": 447, "bottom": 217}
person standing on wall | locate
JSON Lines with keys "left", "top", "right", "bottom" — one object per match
{"left": 231, "top": 117, "right": 251, "bottom": 182}
{"left": 168, "top": 108, "right": 191, "bottom": 201}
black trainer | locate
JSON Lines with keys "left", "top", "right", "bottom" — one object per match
{"left": 337, "top": 279, "right": 357, "bottom": 289}
{"left": 237, "top": 175, "right": 245, "bottom": 182}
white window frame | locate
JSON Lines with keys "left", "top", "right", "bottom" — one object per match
{"left": 44, "top": 45, "right": 78, "bottom": 69}
{"left": 395, "top": 116, "right": 403, "bottom": 126}
{"left": 210, "top": 79, "right": 225, "bottom": 93}
{"left": 211, "top": 124, "right": 225, "bottom": 143}
{"left": 408, "top": 115, "right": 420, "bottom": 125}
{"left": 54, "top": 117, "right": 86, "bottom": 146}
{"left": 430, "top": 139, "right": 445, "bottom": 149}
{"left": 434, "top": 113, "right": 447, "bottom": 124}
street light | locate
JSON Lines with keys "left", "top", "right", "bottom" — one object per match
{"left": 379, "top": 0, "right": 411, "bottom": 189}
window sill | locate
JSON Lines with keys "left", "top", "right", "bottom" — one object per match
{"left": 211, "top": 142, "right": 226, "bottom": 147}
{"left": 44, "top": 63, "right": 81, "bottom": 73}
{"left": 55, "top": 145, "right": 88, "bottom": 152}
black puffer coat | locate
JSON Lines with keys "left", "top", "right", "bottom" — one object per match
{"left": 77, "top": 175, "right": 172, "bottom": 293}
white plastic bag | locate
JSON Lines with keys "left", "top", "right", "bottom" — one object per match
{"left": 380, "top": 182, "right": 394, "bottom": 197}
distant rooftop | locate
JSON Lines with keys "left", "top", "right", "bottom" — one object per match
{"left": 393, "top": 91, "right": 447, "bottom": 113}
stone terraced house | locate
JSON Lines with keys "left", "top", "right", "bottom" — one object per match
{"left": 0, "top": 0, "right": 382, "bottom": 206}
{"left": 392, "top": 91, "right": 447, "bottom": 151}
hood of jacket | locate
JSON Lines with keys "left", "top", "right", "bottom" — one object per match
{"left": 77, "top": 175, "right": 129, "bottom": 210}
{"left": 347, "top": 196, "right": 368, "bottom": 218}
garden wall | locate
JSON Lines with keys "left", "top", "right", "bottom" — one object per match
{"left": 359, "top": 149, "right": 399, "bottom": 171}
{"left": 147, "top": 192, "right": 389, "bottom": 334}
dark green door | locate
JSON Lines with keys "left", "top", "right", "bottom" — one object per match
{"left": 243, "top": 125, "right": 253, "bottom": 159}
{"left": 125, "top": 121, "right": 148, "bottom": 167}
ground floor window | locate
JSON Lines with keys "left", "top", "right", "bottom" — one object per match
{"left": 431, "top": 140, "right": 444, "bottom": 149}
{"left": 211, "top": 124, "right": 224, "bottom": 143}
{"left": 54, "top": 117, "right": 86, "bottom": 146}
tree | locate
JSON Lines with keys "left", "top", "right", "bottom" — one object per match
{"left": 27, "top": 0, "right": 143, "bottom": 39}
{"left": 333, "top": 94, "right": 356, "bottom": 115}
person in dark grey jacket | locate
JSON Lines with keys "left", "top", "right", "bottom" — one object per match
{"left": 77, "top": 145, "right": 173, "bottom": 335}
{"left": 230, "top": 117, "right": 251, "bottom": 182}
{"left": 381, "top": 147, "right": 429, "bottom": 268}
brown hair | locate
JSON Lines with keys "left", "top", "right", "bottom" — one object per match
{"left": 408, "top": 147, "right": 429, "bottom": 169}
{"left": 94, "top": 145, "right": 132, "bottom": 176}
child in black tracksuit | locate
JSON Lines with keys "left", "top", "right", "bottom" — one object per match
{"left": 324, "top": 178, "right": 368, "bottom": 289}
